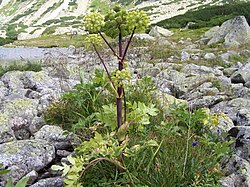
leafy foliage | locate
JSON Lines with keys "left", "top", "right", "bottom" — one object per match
{"left": 44, "top": 70, "right": 112, "bottom": 133}
{"left": 0, "top": 163, "right": 29, "bottom": 187}
{"left": 52, "top": 102, "right": 232, "bottom": 186}
{"left": 5, "top": 177, "right": 30, "bottom": 187}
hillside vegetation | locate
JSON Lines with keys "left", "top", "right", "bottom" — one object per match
{"left": 156, "top": 1, "right": 250, "bottom": 29}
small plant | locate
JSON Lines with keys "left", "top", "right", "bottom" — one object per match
{"left": 44, "top": 70, "right": 112, "bottom": 134}
{"left": 0, "top": 163, "right": 29, "bottom": 187}
{"left": 0, "top": 163, "right": 9, "bottom": 175}
{"left": 5, "top": 177, "right": 29, "bottom": 187}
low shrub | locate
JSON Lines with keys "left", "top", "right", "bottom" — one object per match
{"left": 0, "top": 62, "right": 42, "bottom": 77}
{"left": 44, "top": 70, "right": 113, "bottom": 134}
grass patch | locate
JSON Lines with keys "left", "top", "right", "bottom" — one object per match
{"left": 156, "top": 1, "right": 250, "bottom": 29}
{"left": 169, "top": 27, "right": 210, "bottom": 42}
{"left": 13, "top": 34, "right": 87, "bottom": 48}
{"left": 89, "top": 0, "right": 111, "bottom": 14}
{"left": 0, "top": 61, "right": 42, "bottom": 77}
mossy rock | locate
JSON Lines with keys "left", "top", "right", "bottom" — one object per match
{"left": 0, "top": 140, "right": 55, "bottom": 185}
{"left": 3, "top": 98, "right": 39, "bottom": 118}
{"left": 0, "top": 113, "right": 16, "bottom": 144}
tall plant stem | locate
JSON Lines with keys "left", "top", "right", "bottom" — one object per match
{"left": 117, "top": 29, "right": 124, "bottom": 128}
{"left": 123, "top": 90, "right": 127, "bottom": 124}
{"left": 93, "top": 45, "right": 115, "bottom": 89}
{"left": 98, "top": 31, "right": 120, "bottom": 59}
{"left": 182, "top": 111, "right": 192, "bottom": 178}
{"left": 182, "top": 127, "right": 190, "bottom": 178}
{"left": 121, "top": 27, "right": 136, "bottom": 62}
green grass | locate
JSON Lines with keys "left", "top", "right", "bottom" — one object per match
{"left": 156, "top": 1, "right": 250, "bottom": 29}
{"left": 0, "top": 62, "right": 42, "bottom": 77}
{"left": 89, "top": 0, "right": 112, "bottom": 14}
{"left": 13, "top": 34, "right": 87, "bottom": 48}
{"left": 169, "top": 27, "right": 210, "bottom": 42}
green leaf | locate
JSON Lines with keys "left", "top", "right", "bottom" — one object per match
{"left": 6, "top": 177, "right": 13, "bottom": 187}
{"left": 67, "top": 156, "right": 76, "bottom": 165}
{"left": 117, "top": 122, "right": 129, "bottom": 142}
{"left": 51, "top": 165, "right": 64, "bottom": 171}
{"left": 15, "top": 177, "right": 29, "bottom": 187}
{"left": 0, "top": 169, "right": 10, "bottom": 175}
{"left": 146, "top": 140, "right": 158, "bottom": 147}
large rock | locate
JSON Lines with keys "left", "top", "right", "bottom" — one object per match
{"left": 202, "top": 16, "right": 250, "bottom": 47}
{"left": 189, "top": 95, "right": 225, "bottom": 109}
{"left": 221, "top": 154, "right": 250, "bottom": 187}
{"left": 30, "top": 177, "right": 64, "bottom": 187}
{"left": 0, "top": 81, "right": 7, "bottom": 101}
{"left": 200, "top": 26, "right": 220, "bottom": 44}
{"left": 1, "top": 71, "right": 27, "bottom": 99}
{"left": 133, "top": 33, "right": 156, "bottom": 41}
{"left": 229, "top": 126, "right": 250, "bottom": 161}
{"left": 2, "top": 98, "right": 39, "bottom": 119}
{"left": 0, "top": 113, "right": 16, "bottom": 144}
{"left": 211, "top": 98, "right": 250, "bottom": 126}
{"left": 0, "top": 140, "right": 55, "bottom": 185}
{"left": 181, "top": 64, "right": 223, "bottom": 76}
{"left": 21, "top": 71, "right": 60, "bottom": 91}
{"left": 231, "top": 83, "right": 250, "bottom": 99}
{"left": 34, "top": 125, "right": 80, "bottom": 150}
{"left": 231, "top": 61, "right": 250, "bottom": 83}
{"left": 149, "top": 26, "right": 173, "bottom": 37}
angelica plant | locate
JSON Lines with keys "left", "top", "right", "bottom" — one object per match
{"left": 83, "top": 6, "right": 149, "bottom": 132}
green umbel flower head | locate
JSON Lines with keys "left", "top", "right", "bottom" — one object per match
{"left": 127, "top": 9, "right": 149, "bottom": 33}
{"left": 84, "top": 12, "right": 104, "bottom": 33}
{"left": 84, "top": 34, "right": 103, "bottom": 49}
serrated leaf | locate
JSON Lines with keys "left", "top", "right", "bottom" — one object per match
{"left": 62, "top": 164, "right": 70, "bottom": 176}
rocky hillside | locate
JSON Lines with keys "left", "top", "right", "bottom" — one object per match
{"left": 0, "top": 16, "right": 250, "bottom": 186}
{"left": 0, "top": 0, "right": 248, "bottom": 40}
{"left": 0, "top": 11, "right": 250, "bottom": 186}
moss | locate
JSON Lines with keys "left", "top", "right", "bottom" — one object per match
{"left": 31, "top": 71, "right": 48, "bottom": 82}
{"left": 1, "top": 141, "right": 20, "bottom": 155}
{"left": 0, "top": 140, "right": 54, "bottom": 156}
{"left": 0, "top": 113, "right": 8, "bottom": 124}
{"left": 4, "top": 99, "right": 34, "bottom": 116}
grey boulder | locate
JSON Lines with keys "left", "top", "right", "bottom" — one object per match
{"left": 34, "top": 125, "right": 80, "bottom": 150}
{"left": 30, "top": 177, "right": 64, "bottom": 187}
{"left": 149, "top": 26, "right": 173, "bottom": 37}
{"left": 231, "top": 61, "right": 250, "bottom": 84}
{"left": 202, "top": 16, "right": 250, "bottom": 47}
{"left": 0, "top": 140, "right": 55, "bottom": 185}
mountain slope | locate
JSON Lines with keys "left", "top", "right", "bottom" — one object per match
{"left": 0, "top": 0, "right": 248, "bottom": 41}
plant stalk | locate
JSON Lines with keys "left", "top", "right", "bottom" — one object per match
{"left": 117, "top": 28, "right": 124, "bottom": 128}
{"left": 93, "top": 44, "right": 116, "bottom": 89}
